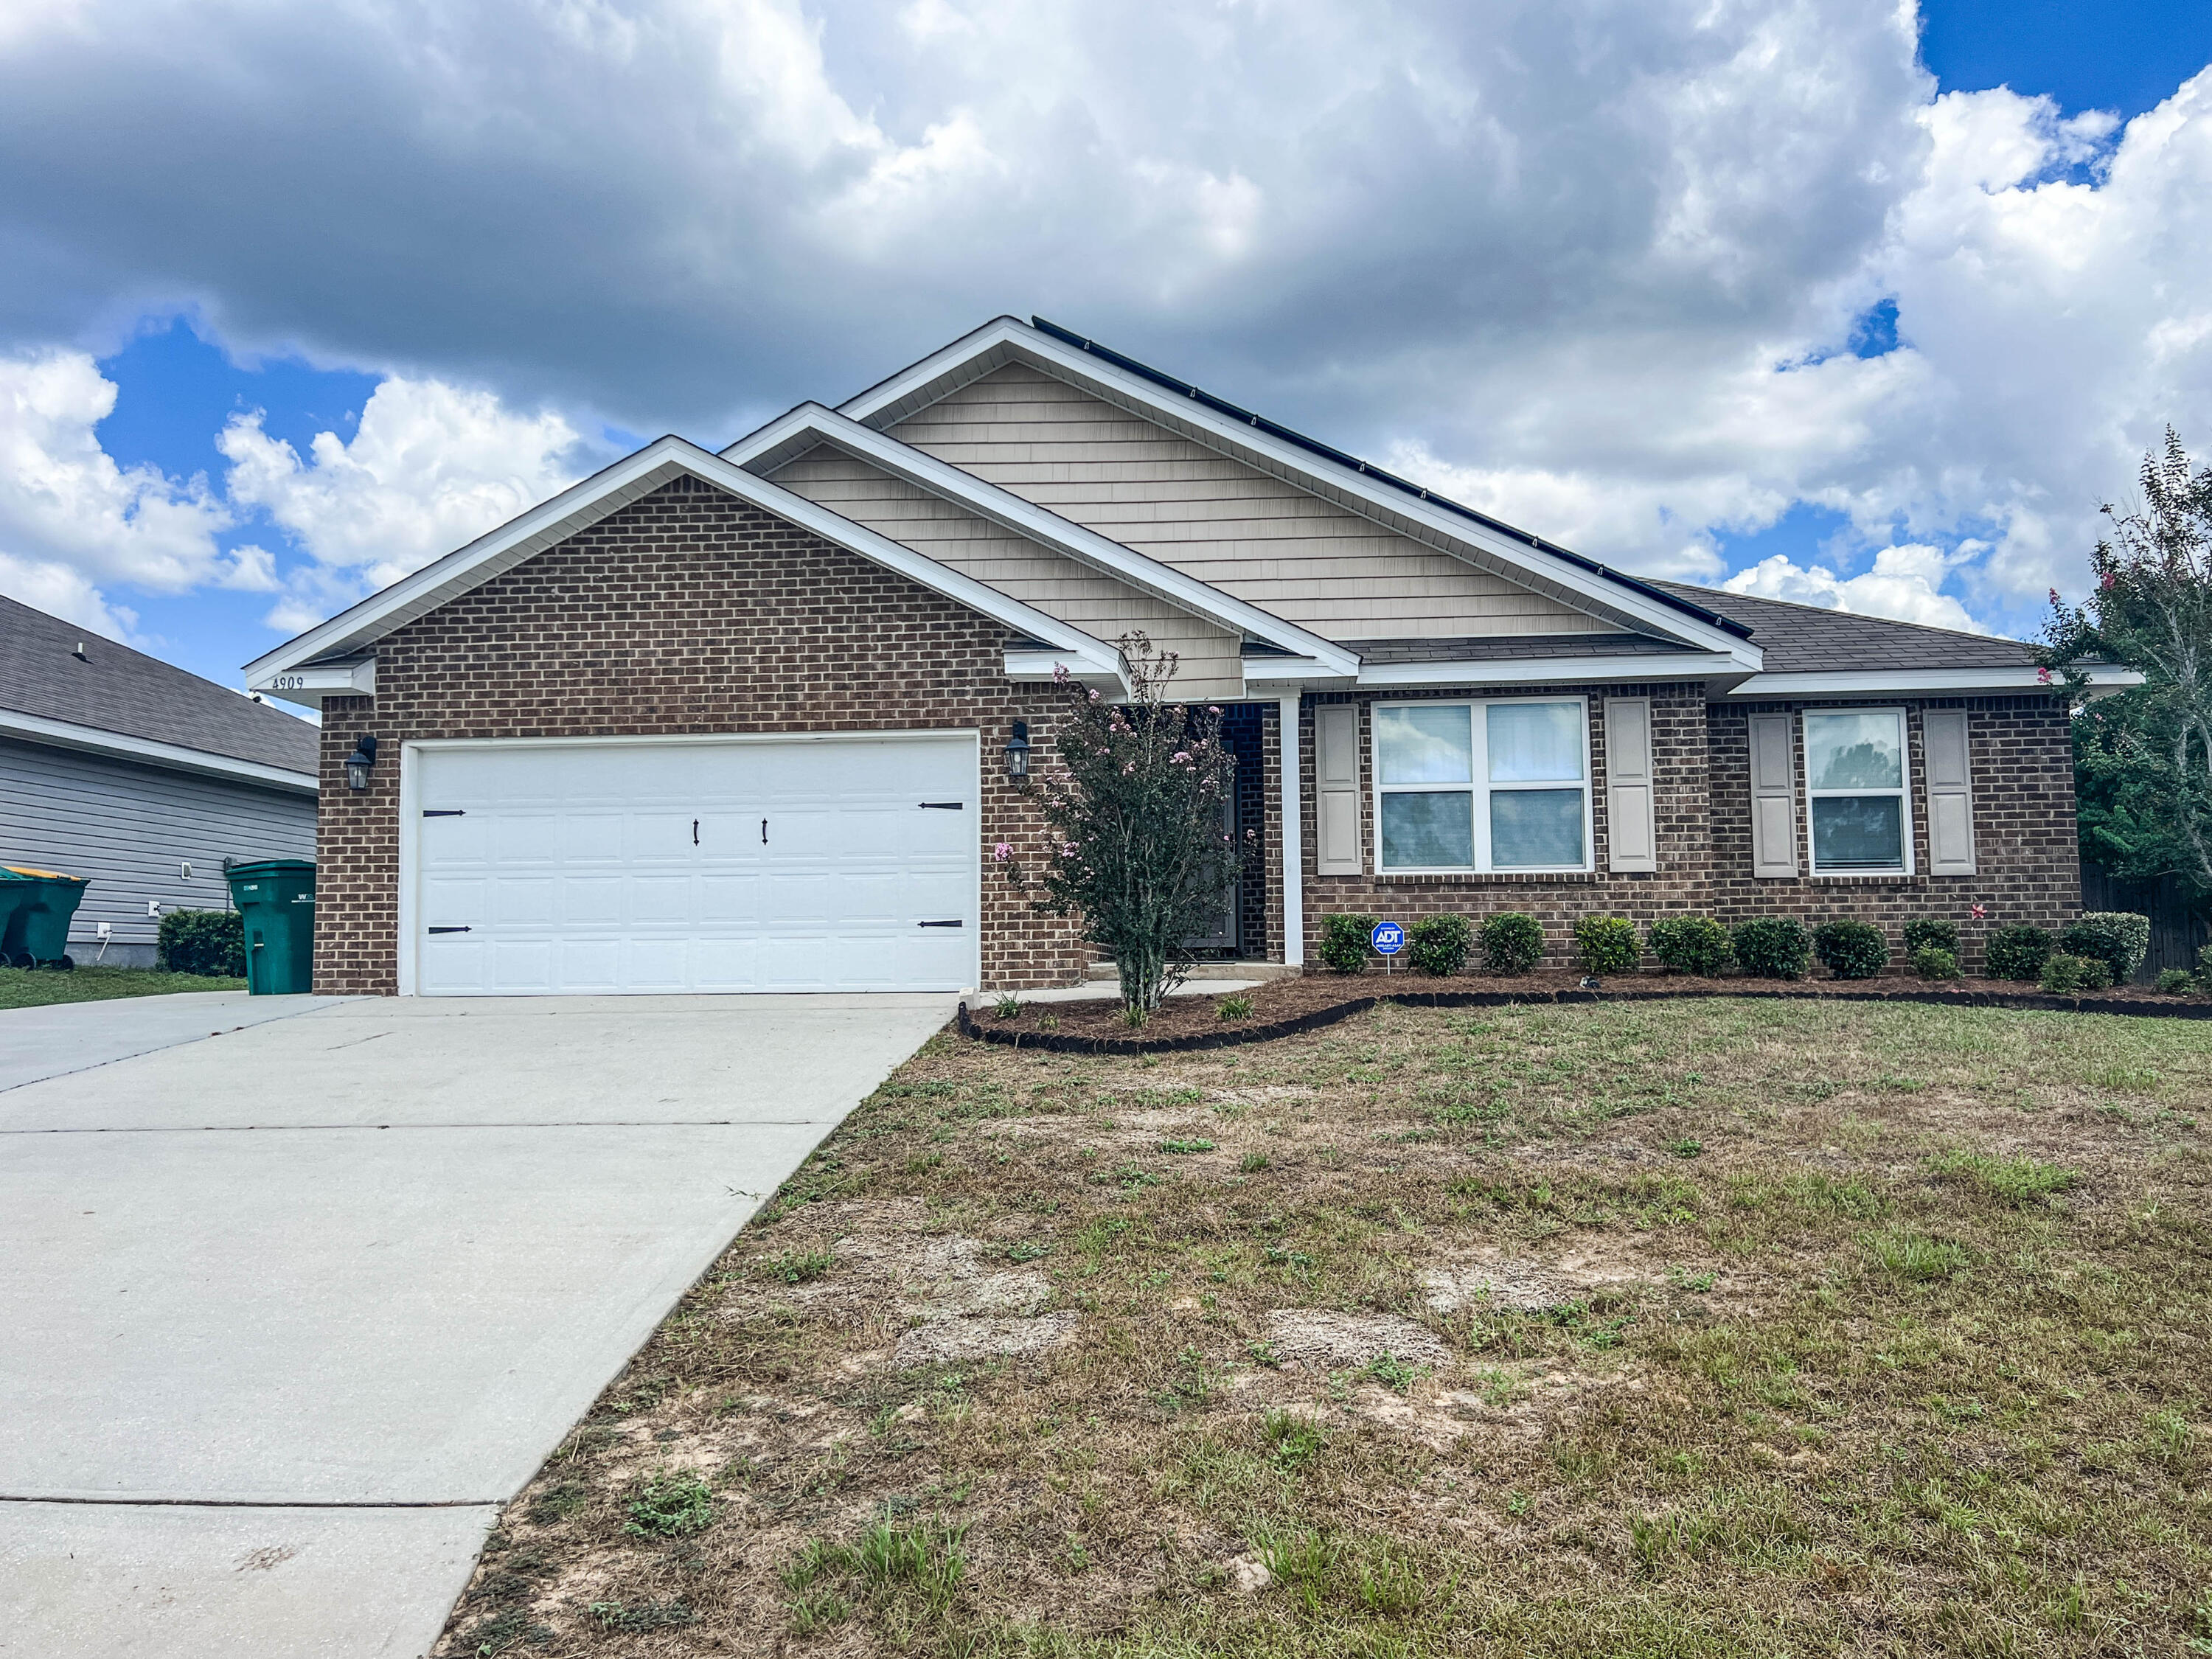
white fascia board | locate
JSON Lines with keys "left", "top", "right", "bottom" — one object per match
{"left": 243, "top": 434, "right": 1127, "bottom": 692}
{"left": 1354, "top": 652, "right": 1745, "bottom": 689}
{"left": 0, "top": 709, "right": 318, "bottom": 795}
{"left": 1004, "top": 650, "right": 1124, "bottom": 687}
{"left": 723, "top": 404, "right": 1359, "bottom": 678}
{"left": 248, "top": 659, "right": 377, "bottom": 708}
{"left": 836, "top": 319, "right": 1763, "bottom": 668}
{"left": 1728, "top": 665, "right": 2143, "bottom": 698}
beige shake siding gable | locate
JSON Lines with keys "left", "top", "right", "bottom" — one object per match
{"left": 888, "top": 363, "right": 1625, "bottom": 642}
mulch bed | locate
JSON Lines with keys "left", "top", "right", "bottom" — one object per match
{"left": 966, "top": 968, "right": 2212, "bottom": 1053}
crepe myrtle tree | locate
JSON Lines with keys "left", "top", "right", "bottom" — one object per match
{"left": 2042, "top": 428, "right": 2212, "bottom": 903}
{"left": 996, "top": 635, "right": 1244, "bottom": 1021}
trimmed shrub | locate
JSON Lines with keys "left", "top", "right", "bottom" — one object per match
{"left": 2154, "top": 968, "right": 2195, "bottom": 995}
{"left": 1731, "top": 917, "right": 1811, "bottom": 980}
{"left": 1573, "top": 916, "right": 1641, "bottom": 975}
{"left": 1813, "top": 919, "right": 1891, "bottom": 981}
{"left": 1902, "top": 918, "right": 1961, "bottom": 958}
{"left": 1909, "top": 946, "right": 1961, "bottom": 981}
{"left": 1479, "top": 912, "right": 1545, "bottom": 975}
{"left": 1318, "top": 914, "right": 1378, "bottom": 975}
{"left": 2039, "top": 953, "right": 2112, "bottom": 994}
{"left": 2059, "top": 912, "right": 2151, "bottom": 985}
{"left": 156, "top": 908, "right": 246, "bottom": 978}
{"left": 1648, "top": 915, "right": 1732, "bottom": 976}
{"left": 1984, "top": 924, "right": 2052, "bottom": 981}
{"left": 1407, "top": 914, "right": 1472, "bottom": 977}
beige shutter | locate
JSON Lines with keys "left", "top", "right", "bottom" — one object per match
{"left": 1315, "top": 703, "right": 1362, "bottom": 874}
{"left": 1604, "top": 697, "right": 1657, "bottom": 872}
{"left": 1922, "top": 709, "right": 1977, "bottom": 874}
{"left": 1749, "top": 712, "right": 1799, "bottom": 877}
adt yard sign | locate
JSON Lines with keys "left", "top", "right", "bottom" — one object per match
{"left": 1371, "top": 921, "right": 1405, "bottom": 957}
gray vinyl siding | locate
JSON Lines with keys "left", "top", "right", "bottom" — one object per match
{"left": 0, "top": 737, "right": 316, "bottom": 957}
{"left": 890, "top": 363, "right": 1625, "bottom": 641}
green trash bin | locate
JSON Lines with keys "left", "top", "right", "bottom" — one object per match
{"left": 0, "top": 866, "right": 91, "bottom": 969}
{"left": 226, "top": 859, "right": 316, "bottom": 995}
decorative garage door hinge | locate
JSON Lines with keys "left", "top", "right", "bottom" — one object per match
{"left": 918, "top": 801, "right": 964, "bottom": 809}
{"left": 422, "top": 809, "right": 465, "bottom": 817}
{"left": 427, "top": 925, "right": 472, "bottom": 934}
{"left": 917, "top": 919, "right": 964, "bottom": 928}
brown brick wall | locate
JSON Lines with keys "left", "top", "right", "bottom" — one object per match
{"left": 1706, "top": 696, "right": 2081, "bottom": 970}
{"left": 311, "top": 476, "right": 1092, "bottom": 994}
{"left": 1291, "top": 686, "right": 2079, "bottom": 974}
{"left": 1297, "top": 683, "right": 1714, "bottom": 968}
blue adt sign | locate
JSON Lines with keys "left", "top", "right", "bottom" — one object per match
{"left": 1371, "top": 921, "right": 1405, "bottom": 956}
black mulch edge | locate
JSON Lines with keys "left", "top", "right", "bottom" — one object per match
{"left": 957, "top": 983, "right": 2212, "bottom": 1057}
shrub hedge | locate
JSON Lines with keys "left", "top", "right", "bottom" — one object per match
{"left": 1479, "top": 912, "right": 1545, "bottom": 975}
{"left": 1902, "top": 917, "right": 1961, "bottom": 957}
{"left": 1909, "top": 946, "right": 1960, "bottom": 981}
{"left": 1812, "top": 919, "right": 1891, "bottom": 980}
{"left": 156, "top": 908, "right": 246, "bottom": 978}
{"left": 1318, "top": 914, "right": 1377, "bottom": 975}
{"left": 1573, "top": 916, "right": 1641, "bottom": 975}
{"left": 2060, "top": 912, "right": 2151, "bottom": 985}
{"left": 1985, "top": 924, "right": 2053, "bottom": 981}
{"left": 1731, "top": 917, "right": 1811, "bottom": 980}
{"left": 2039, "top": 953, "right": 2113, "bottom": 994}
{"left": 1648, "top": 915, "right": 1732, "bottom": 976}
{"left": 1407, "top": 914, "right": 1472, "bottom": 977}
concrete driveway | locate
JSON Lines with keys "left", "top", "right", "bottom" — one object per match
{"left": 0, "top": 991, "right": 954, "bottom": 1657}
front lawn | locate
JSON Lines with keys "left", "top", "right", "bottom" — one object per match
{"left": 0, "top": 964, "right": 246, "bottom": 1010}
{"left": 437, "top": 1000, "right": 2212, "bottom": 1657}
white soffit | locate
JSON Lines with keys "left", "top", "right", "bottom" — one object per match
{"left": 1728, "top": 666, "right": 2144, "bottom": 698}
{"left": 721, "top": 403, "right": 1360, "bottom": 679}
{"left": 243, "top": 435, "right": 1129, "bottom": 693}
{"left": 834, "top": 318, "right": 1763, "bottom": 669}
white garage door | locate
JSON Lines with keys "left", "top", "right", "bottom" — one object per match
{"left": 408, "top": 734, "right": 978, "bottom": 995}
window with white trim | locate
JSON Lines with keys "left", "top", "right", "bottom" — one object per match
{"left": 1803, "top": 709, "right": 1913, "bottom": 874}
{"left": 1374, "top": 698, "right": 1591, "bottom": 872}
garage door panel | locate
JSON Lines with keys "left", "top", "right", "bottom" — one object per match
{"left": 413, "top": 737, "right": 976, "bottom": 995}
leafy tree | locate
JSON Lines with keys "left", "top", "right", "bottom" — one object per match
{"left": 2042, "top": 429, "right": 2212, "bottom": 902}
{"left": 999, "top": 636, "right": 1242, "bottom": 1020}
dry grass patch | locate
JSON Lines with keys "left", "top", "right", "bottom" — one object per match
{"left": 436, "top": 998, "right": 2212, "bottom": 1658}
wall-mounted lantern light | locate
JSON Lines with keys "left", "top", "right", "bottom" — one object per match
{"left": 1003, "top": 720, "right": 1031, "bottom": 785}
{"left": 344, "top": 734, "right": 378, "bottom": 792}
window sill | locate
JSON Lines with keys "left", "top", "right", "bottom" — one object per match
{"left": 1367, "top": 871, "right": 1599, "bottom": 883}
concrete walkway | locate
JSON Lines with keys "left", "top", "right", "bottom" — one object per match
{"left": 0, "top": 992, "right": 955, "bottom": 1657}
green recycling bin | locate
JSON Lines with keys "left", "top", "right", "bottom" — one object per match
{"left": 226, "top": 859, "right": 316, "bottom": 995}
{"left": 0, "top": 866, "right": 91, "bottom": 969}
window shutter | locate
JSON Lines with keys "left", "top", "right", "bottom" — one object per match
{"left": 1748, "top": 712, "right": 1799, "bottom": 878}
{"left": 1315, "top": 703, "right": 1362, "bottom": 874}
{"left": 1922, "top": 710, "right": 1977, "bottom": 874}
{"left": 1604, "top": 698, "right": 1657, "bottom": 872}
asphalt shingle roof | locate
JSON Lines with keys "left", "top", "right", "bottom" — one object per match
{"left": 1649, "top": 582, "right": 2038, "bottom": 673}
{"left": 0, "top": 595, "right": 319, "bottom": 774}
{"left": 1353, "top": 633, "right": 1697, "bottom": 665}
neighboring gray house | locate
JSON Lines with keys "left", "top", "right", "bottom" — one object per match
{"left": 1, "top": 595, "right": 317, "bottom": 967}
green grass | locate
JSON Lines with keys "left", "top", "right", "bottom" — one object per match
{"left": 0, "top": 964, "right": 246, "bottom": 1010}
{"left": 438, "top": 998, "right": 2212, "bottom": 1659}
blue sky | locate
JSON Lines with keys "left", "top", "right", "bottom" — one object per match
{"left": 2, "top": 0, "right": 2208, "bottom": 697}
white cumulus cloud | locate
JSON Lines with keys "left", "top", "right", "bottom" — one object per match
{"left": 1723, "top": 543, "right": 1984, "bottom": 632}
{"left": 0, "top": 348, "right": 231, "bottom": 594}
{"left": 219, "top": 376, "right": 594, "bottom": 622}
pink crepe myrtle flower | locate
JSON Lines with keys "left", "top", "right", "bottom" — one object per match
{"left": 991, "top": 842, "right": 1013, "bottom": 863}
{"left": 1172, "top": 751, "right": 1191, "bottom": 764}
{"left": 2037, "top": 666, "right": 2053, "bottom": 684}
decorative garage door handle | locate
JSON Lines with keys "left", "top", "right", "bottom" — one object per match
{"left": 427, "top": 925, "right": 472, "bottom": 934}
{"left": 917, "top": 919, "right": 964, "bottom": 928}
{"left": 422, "top": 809, "right": 465, "bottom": 818}
{"left": 918, "top": 801, "right": 963, "bottom": 809}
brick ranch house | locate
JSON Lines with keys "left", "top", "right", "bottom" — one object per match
{"left": 246, "top": 317, "right": 2136, "bottom": 997}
